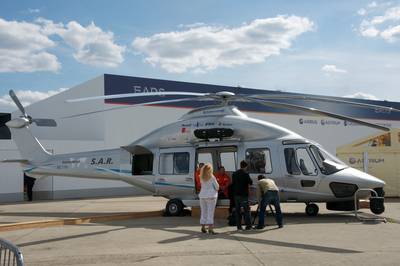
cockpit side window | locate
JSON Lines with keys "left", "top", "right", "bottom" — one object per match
{"left": 309, "top": 145, "right": 347, "bottom": 175}
{"left": 295, "top": 148, "right": 317, "bottom": 176}
{"left": 284, "top": 148, "right": 301, "bottom": 175}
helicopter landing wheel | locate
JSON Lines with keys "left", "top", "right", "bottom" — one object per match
{"left": 165, "top": 198, "right": 184, "bottom": 216}
{"left": 305, "top": 203, "right": 319, "bottom": 216}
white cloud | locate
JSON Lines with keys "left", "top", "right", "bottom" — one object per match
{"left": 0, "top": 18, "right": 61, "bottom": 73}
{"left": 358, "top": 5, "right": 400, "bottom": 42}
{"left": 359, "top": 22, "right": 380, "bottom": 37}
{"left": 368, "top": 2, "right": 378, "bottom": 9}
{"left": 0, "top": 88, "right": 67, "bottom": 112}
{"left": 358, "top": 8, "right": 367, "bottom": 16}
{"left": 0, "top": 17, "right": 125, "bottom": 73}
{"left": 132, "top": 15, "right": 313, "bottom": 73}
{"left": 380, "top": 24, "right": 400, "bottom": 42}
{"left": 321, "top": 64, "right": 347, "bottom": 74}
{"left": 344, "top": 92, "right": 379, "bottom": 100}
{"left": 37, "top": 18, "right": 126, "bottom": 67}
{"left": 370, "top": 6, "right": 400, "bottom": 25}
{"left": 178, "top": 22, "right": 206, "bottom": 29}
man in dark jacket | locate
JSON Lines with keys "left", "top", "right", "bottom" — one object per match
{"left": 232, "top": 160, "right": 253, "bottom": 230}
{"left": 24, "top": 174, "right": 36, "bottom": 201}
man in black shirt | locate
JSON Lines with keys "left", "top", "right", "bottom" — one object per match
{"left": 232, "top": 160, "right": 253, "bottom": 230}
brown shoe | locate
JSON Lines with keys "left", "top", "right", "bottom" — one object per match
{"left": 208, "top": 229, "right": 217, "bottom": 235}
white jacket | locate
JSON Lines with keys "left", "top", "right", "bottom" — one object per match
{"left": 199, "top": 176, "right": 219, "bottom": 199}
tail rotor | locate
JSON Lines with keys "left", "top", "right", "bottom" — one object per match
{"left": 9, "top": 90, "right": 57, "bottom": 127}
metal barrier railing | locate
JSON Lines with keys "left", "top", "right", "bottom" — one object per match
{"left": 354, "top": 188, "right": 386, "bottom": 223}
{"left": 0, "top": 238, "right": 24, "bottom": 266}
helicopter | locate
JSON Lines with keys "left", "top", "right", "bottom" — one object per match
{"left": 4, "top": 89, "right": 397, "bottom": 216}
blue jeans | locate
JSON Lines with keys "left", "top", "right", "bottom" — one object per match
{"left": 234, "top": 196, "right": 252, "bottom": 229}
{"left": 258, "top": 190, "right": 283, "bottom": 227}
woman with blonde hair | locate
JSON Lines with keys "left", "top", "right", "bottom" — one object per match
{"left": 198, "top": 163, "right": 219, "bottom": 234}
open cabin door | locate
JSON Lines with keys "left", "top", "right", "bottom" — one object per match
{"left": 155, "top": 147, "right": 195, "bottom": 197}
{"left": 127, "top": 145, "right": 154, "bottom": 176}
{"left": 195, "top": 146, "right": 238, "bottom": 198}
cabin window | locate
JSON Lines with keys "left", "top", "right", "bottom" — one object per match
{"left": 159, "top": 152, "right": 190, "bottom": 175}
{"left": 132, "top": 154, "right": 154, "bottom": 175}
{"left": 245, "top": 148, "right": 272, "bottom": 174}
{"left": 296, "top": 148, "right": 317, "bottom": 176}
{"left": 220, "top": 152, "right": 237, "bottom": 171}
{"left": 284, "top": 148, "right": 301, "bottom": 175}
{"left": 197, "top": 152, "right": 213, "bottom": 166}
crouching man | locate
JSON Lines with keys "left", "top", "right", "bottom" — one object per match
{"left": 256, "top": 175, "right": 283, "bottom": 229}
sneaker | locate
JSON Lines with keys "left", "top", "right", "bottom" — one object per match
{"left": 245, "top": 226, "right": 253, "bottom": 231}
{"left": 278, "top": 225, "right": 283, "bottom": 228}
{"left": 255, "top": 225, "right": 264, "bottom": 230}
{"left": 237, "top": 227, "right": 243, "bottom": 231}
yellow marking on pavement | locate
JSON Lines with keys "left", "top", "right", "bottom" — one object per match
{"left": 0, "top": 210, "right": 163, "bottom": 232}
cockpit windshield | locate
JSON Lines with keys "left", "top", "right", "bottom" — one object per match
{"left": 309, "top": 145, "right": 347, "bottom": 175}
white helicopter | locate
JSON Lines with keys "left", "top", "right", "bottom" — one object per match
{"left": 4, "top": 89, "right": 396, "bottom": 216}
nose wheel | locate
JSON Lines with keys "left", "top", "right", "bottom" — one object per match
{"left": 305, "top": 203, "right": 319, "bottom": 216}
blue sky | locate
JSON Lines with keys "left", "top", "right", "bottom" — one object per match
{"left": 1, "top": 0, "right": 400, "bottom": 111}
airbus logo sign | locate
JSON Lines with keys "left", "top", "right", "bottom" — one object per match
{"left": 299, "top": 118, "right": 318, "bottom": 125}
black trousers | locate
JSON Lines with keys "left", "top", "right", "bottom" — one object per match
{"left": 234, "top": 195, "right": 251, "bottom": 229}
{"left": 24, "top": 174, "right": 35, "bottom": 201}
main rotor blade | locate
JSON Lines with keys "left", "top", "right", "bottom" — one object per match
{"left": 9, "top": 90, "right": 27, "bottom": 117}
{"left": 66, "top": 91, "right": 209, "bottom": 103}
{"left": 247, "top": 96, "right": 390, "bottom": 131}
{"left": 32, "top": 118, "right": 57, "bottom": 127}
{"left": 249, "top": 93, "right": 400, "bottom": 112}
{"left": 62, "top": 97, "right": 211, "bottom": 119}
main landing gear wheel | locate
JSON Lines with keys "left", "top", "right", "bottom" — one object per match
{"left": 165, "top": 198, "right": 184, "bottom": 216}
{"left": 305, "top": 203, "right": 319, "bottom": 216}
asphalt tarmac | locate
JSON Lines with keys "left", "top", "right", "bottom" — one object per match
{"left": 1, "top": 196, "right": 399, "bottom": 266}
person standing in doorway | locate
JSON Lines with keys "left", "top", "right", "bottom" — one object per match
{"left": 232, "top": 160, "right": 253, "bottom": 230}
{"left": 199, "top": 163, "right": 219, "bottom": 234}
{"left": 195, "top": 162, "right": 204, "bottom": 193}
{"left": 214, "top": 166, "right": 230, "bottom": 199}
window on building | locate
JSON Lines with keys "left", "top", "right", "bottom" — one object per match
{"left": 245, "top": 148, "right": 272, "bottom": 173}
{"left": 364, "top": 133, "right": 391, "bottom": 147}
{"left": 0, "top": 113, "right": 11, "bottom": 140}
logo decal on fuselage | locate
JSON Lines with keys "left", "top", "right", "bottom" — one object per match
{"left": 91, "top": 157, "right": 113, "bottom": 165}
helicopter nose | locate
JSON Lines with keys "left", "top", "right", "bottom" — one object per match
{"left": 352, "top": 168, "right": 385, "bottom": 188}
